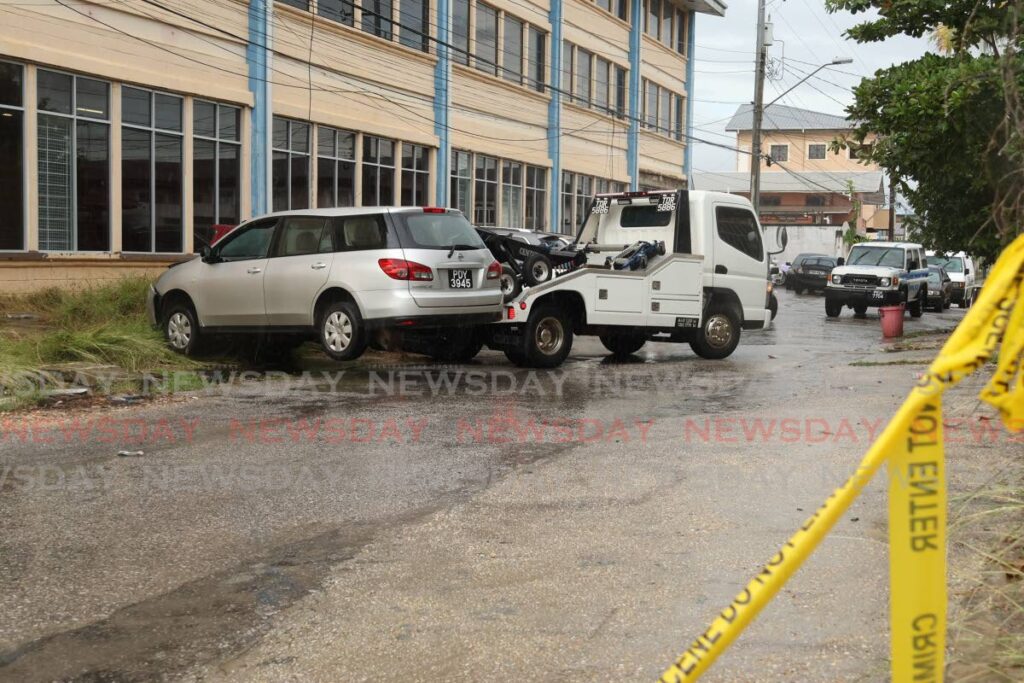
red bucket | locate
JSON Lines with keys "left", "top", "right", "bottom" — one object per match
{"left": 880, "top": 304, "right": 905, "bottom": 338}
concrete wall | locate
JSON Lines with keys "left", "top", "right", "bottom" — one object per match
{"left": 736, "top": 130, "right": 880, "bottom": 174}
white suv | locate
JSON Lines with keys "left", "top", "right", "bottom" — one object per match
{"left": 147, "top": 207, "right": 503, "bottom": 361}
{"left": 927, "top": 251, "right": 976, "bottom": 307}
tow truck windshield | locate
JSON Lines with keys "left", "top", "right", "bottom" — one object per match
{"left": 847, "top": 246, "right": 905, "bottom": 268}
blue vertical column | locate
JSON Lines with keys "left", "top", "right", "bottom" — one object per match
{"left": 434, "top": 0, "right": 451, "bottom": 205}
{"left": 248, "top": 0, "right": 272, "bottom": 215}
{"left": 627, "top": 0, "right": 642, "bottom": 190}
{"left": 547, "top": 0, "right": 563, "bottom": 232}
{"left": 683, "top": 10, "right": 696, "bottom": 183}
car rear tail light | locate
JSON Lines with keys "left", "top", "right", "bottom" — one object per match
{"left": 422, "top": 207, "right": 446, "bottom": 213}
{"left": 378, "top": 258, "right": 434, "bottom": 281}
{"left": 486, "top": 261, "right": 501, "bottom": 279}
{"left": 507, "top": 306, "right": 516, "bottom": 320}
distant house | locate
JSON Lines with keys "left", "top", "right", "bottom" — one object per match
{"left": 711, "top": 103, "right": 892, "bottom": 234}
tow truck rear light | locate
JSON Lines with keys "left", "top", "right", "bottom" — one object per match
{"left": 519, "top": 301, "right": 527, "bottom": 310}
{"left": 486, "top": 261, "right": 501, "bottom": 279}
{"left": 378, "top": 258, "right": 434, "bottom": 281}
{"left": 507, "top": 306, "right": 516, "bottom": 320}
{"left": 422, "top": 207, "right": 446, "bottom": 213}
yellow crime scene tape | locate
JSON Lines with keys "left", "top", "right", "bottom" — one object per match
{"left": 659, "top": 234, "right": 1024, "bottom": 683}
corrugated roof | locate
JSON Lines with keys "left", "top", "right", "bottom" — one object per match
{"left": 724, "top": 103, "right": 853, "bottom": 132}
{"left": 691, "top": 171, "right": 884, "bottom": 194}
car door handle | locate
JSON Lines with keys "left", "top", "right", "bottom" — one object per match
{"left": 311, "top": 262, "right": 327, "bottom": 270}
{"left": 247, "top": 267, "right": 262, "bottom": 274}
{"left": 715, "top": 265, "right": 728, "bottom": 274}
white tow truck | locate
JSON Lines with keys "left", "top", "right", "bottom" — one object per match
{"left": 484, "top": 189, "right": 776, "bottom": 367}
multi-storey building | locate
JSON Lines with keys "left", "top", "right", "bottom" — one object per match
{"left": 0, "top": 0, "right": 724, "bottom": 291}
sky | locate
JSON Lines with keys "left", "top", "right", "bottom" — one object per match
{"left": 690, "top": 0, "right": 932, "bottom": 172}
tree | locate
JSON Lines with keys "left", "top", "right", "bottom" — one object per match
{"left": 825, "top": 0, "right": 1024, "bottom": 259}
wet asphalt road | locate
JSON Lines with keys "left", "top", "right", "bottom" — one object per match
{"left": 0, "top": 290, "right": 979, "bottom": 681}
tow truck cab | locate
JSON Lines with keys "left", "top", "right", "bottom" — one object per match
{"left": 577, "top": 190, "right": 772, "bottom": 328}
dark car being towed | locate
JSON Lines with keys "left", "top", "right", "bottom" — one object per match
{"left": 789, "top": 256, "right": 837, "bottom": 293}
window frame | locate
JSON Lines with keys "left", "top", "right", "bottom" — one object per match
{"left": 0, "top": 59, "right": 25, "bottom": 252}
{"left": 316, "top": 125, "right": 356, "bottom": 209}
{"left": 474, "top": 2, "right": 499, "bottom": 76}
{"left": 808, "top": 142, "right": 827, "bottom": 160}
{"left": 715, "top": 205, "right": 764, "bottom": 262}
{"left": 502, "top": 15, "right": 524, "bottom": 85}
{"left": 272, "top": 116, "right": 311, "bottom": 212}
{"left": 192, "top": 99, "right": 242, "bottom": 250}
{"left": 769, "top": 143, "right": 789, "bottom": 163}
{"left": 401, "top": 142, "right": 430, "bottom": 207}
{"left": 361, "top": 134, "right": 396, "bottom": 206}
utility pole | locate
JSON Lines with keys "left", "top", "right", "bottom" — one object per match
{"left": 749, "top": 0, "right": 768, "bottom": 214}
{"left": 888, "top": 174, "right": 896, "bottom": 240}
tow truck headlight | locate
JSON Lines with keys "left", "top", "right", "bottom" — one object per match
{"left": 880, "top": 277, "right": 891, "bottom": 287}
{"left": 831, "top": 274, "right": 842, "bottom": 284}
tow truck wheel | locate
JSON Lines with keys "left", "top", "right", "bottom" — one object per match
{"left": 499, "top": 264, "right": 522, "bottom": 303}
{"left": 503, "top": 347, "right": 527, "bottom": 366}
{"left": 523, "top": 254, "right": 553, "bottom": 287}
{"left": 689, "top": 306, "right": 741, "bottom": 360}
{"left": 600, "top": 334, "right": 647, "bottom": 357}
{"left": 522, "top": 304, "right": 573, "bottom": 367}
{"left": 825, "top": 300, "right": 842, "bottom": 318}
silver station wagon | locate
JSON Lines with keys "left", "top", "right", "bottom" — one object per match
{"left": 147, "top": 207, "right": 503, "bottom": 361}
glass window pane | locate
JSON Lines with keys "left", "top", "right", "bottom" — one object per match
{"left": 37, "top": 115, "right": 73, "bottom": 250}
{"left": 122, "top": 127, "right": 152, "bottom": 252}
{"left": 318, "top": 157, "right": 336, "bottom": 207}
{"left": 273, "top": 117, "right": 288, "bottom": 150}
{"left": 278, "top": 0, "right": 309, "bottom": 8}
{"left": 290, "top": 121, "right": 309, "bottom": 153}
{"left": 660, "top": 1, "right": 672, "bottom": 43}
{"left": 218, "top": 143, "right": 240, "bottom": 224}
{"left": 529, "top": 28, "right": 545, "bottom": 92}
{"left": 290, "top": 154, "right": 309, "bottom": 209}
{"left": 0, "top": 109, "right": 24, "bottom": 249}
{"left": 337, "top": 160, "right": 355, "bottom": 206}
{"left": 502, "top": 16, "right": 523, "bottom": 84}
{"left": 193, "top": 99, "right": 215, "bottom": 137}
{"left": 363, "top": 136, "right": 378, "bottom": 163}
{"left": 38, "top": 70, "right": 72, "bottom": 114}
{"left": 272, "top": 150, "right": 289, "bottom": 211}
{"left": 318, "top": 127, "right": 336, "bottom": 157}
{"left": 362, "top": 165, "right": 379, "bottom": 206}
{"left": 576, "top": 50, "right": 591, "bottom": 106}
{"left": 318, "top": 0, "right": 354, "bottom": 26}
{"left": 338, "top": 131, "right": 355, "bottom": 160}
{"left": 475, "top": 4, "right": 498, "bottom": 75}
{"left": 595, "top": 58, "right": 609, "bottom": 111}
{"left": 76, "top": 120, "right": 110, "bottom": 251}
{"left": 154, "top": 133, "right": 182, "bottom": 252}
{"left": 219, "top": 105, "right": 239, "bottom": 141}
{"left": 192, "top": 137, "right": 215, "bottom": 247}
{"left": 76, "top": 78, "right": 109, "bottom": 120}
{"left": 362, "top": 0, "right": 393, "bottom": 39}
{"left": 647, "top": 0, "right": 660, "bottom": 37}
{"left": 0, "top": 62, "right": 23, "bottom": 107}
{"left": 378, "top": 139, "right": 394, "bottom": 166}
{"left": 660, "top": 88, "right": 670, "bottom": 134}
{"left": 562, "top": 42, "right": 573, "bottom": 99}
{"left": 399, "top": 0, "right": 428, "bottom": 51}
{"left": 452, "top": 0, "right": 470, "bottom": 65}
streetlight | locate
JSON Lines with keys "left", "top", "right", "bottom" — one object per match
{"left": 749, "top": 57, "right": 855, "bottom": 213}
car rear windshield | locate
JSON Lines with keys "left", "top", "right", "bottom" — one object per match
{"left": 847, "top": 246, "right": 905, "bottom": 268}
{"left": 620, "top": 205, "right": 673, "bottom": 227}
{"left": 393, "top": 212, "right": 486, "bottom": 250}
{"left": 808, "top": 258, "right": 836, "bottom": 268}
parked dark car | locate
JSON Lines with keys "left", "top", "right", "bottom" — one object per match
{"left": 783, "top": 253, "right": 827, "bottom": 290}
{"left": 926, "top": 265, "right": 953, "bottom": 311}
{"left": 789, "top": 255, "right": 837, "bottom": 293}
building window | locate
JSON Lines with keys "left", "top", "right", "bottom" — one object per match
{"left": 849, "top": 143, "right": 873, "bottom": 160}
{"left": 659, "top": 87, "right": 670, "bottom": 135}
{"left": 644, "top": 79, "right": 657, "bottom": 128}
{"left": 318, "top": 0, "right": 354, "bottom": 25}
{"left": 362, "top": 0, "right": 394, "bottom": 40}
{"left": 37, "top": 69, "right": 110, "bottom": 252}
{"left": 674, "top": 94, "right": 684, "bottom": 141}
{"left": 806, "top": 195, "right": 826, "bottom": 207}
{"left": 362, "top": 135, "right": 395, "bottom": 205}
{"left": 528, "top": 27, "right": 546, "bottom": 92}
{"left": 501, "top": 160, "right": 523, "bottom": 227}
{"left": 761, "top": 195, "right": 781, "bottom": 207}
{"left": 576, "top": 49, "right": 592, "bottom": 106}
{"left": 808, "top": 143, "right": 827, "bottom": 160}
{"left": 316, "top": 126, "right": 356, "bottom": 208}
{"left": 502, "top": 16, "right": 523, "bottom": 84}
{"left": 646, "top": 0, "right": 661, "bottom": 38}
{"left": 399, "top": 0, "right": 429, "bottom": 51}
{"left": 272, "top": 117, "right": 310, "bottom": 211}
{"left": 120, "top": 88, "right": 184, "bottom": 253}
{"left": 0, "top": 61, "right": 24, "bottom": 250}
{"left": 453, "top": 0, "right": 470, "bottom": 66}
{"left": 615, "top": 66, "right": 627, "bottom": 117}
{"left": 597, "top": 0, "right": 629, "bottom": 21}
{"left": 525, "top": 165, "right": 546, "bottom": 230}
{"left": 660, "top": 1, "right": 673, "bottom": 44}
{"left": 594, "top": 57, "right": 610, "bottom": 112}
{"left": 278, "top": 0, "right": 309, "bottom": 8}
{"left": 575, "top": 175, "right": 592, "bottom": 234}
{"left": 450, "top": 150, "right": 472, "bottom": 215}
{"left": 560, "top": 171, "right": 574, "bottom": 234}
{"left": 562, "top": 43, "right": 574, "bottom": 101}
{"left": 473, "top": 154, "right": 497, "bottom": 225}
{"left": 193, "top": 100, "right": 240, "bottom": 249}
{"left": 675, "top": 9, "right": 687, "bottom": 54}
{"left": 769, "top": 144, "right": 788, "bottom": 163}
{"left": 401, "top": 143, "right": 430, "bottom": 206}
{"left": 475, "top": 3, "right": 498, "bottom": 76}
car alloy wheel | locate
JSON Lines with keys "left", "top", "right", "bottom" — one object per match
{"left": 324, "top": 310, "right": 353, "bottom": 353}
{"left": 167, "top": 312, "right": 192, "bottom": 351}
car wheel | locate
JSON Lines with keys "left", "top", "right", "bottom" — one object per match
{"left": 943, "top": 297, "right": 951, "bottom": 310}
{"left": 794, "top": 285, "right": 803, "bottom": 295}
{"left": 163, "top": 301, "right": 203, "bottom": 356}
{"left": 499, "top": 264, "right": 522, "bottom": 303}
{"left": 521, "top": 304, "right": 573, "bottom": 367}
{"left": 909, "top": 291, "right": 924, "bottom": 318}
{"left": 523, "top": 254, "right": 553, "bottom": 287}
{"left": 599, "top": 333, "right": 647, "bottom": 357}
{"left": 318, "top": 301, "right": 367, "bottom": 361}
{"left": 689, "top": 305, "right": 741, "bottom": 360}
{"left": 825, "top": 300, "right": 842, "bottom": 318}
{"left": 853, "top": 304, "right": 867, "bottom": 317}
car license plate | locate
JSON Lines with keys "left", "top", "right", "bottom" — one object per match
{"left": 449, "top": 269, "right": 473, "bottom": 289}
{"left": 809, "top": 270, "right": 825, "bottom": 275}
{"left": 872, "top": 290, "right": 884, "bottom": 299}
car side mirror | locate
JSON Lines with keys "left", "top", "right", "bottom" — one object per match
{"left": 200, "top": 246, "right": 220, "bottom": 264}
{"left": 836, "top": 257, "right": 845, "bottom": 266}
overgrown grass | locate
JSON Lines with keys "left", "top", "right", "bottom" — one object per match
{"left": 0, "top": 277, "right": 198, "bottom": 406}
